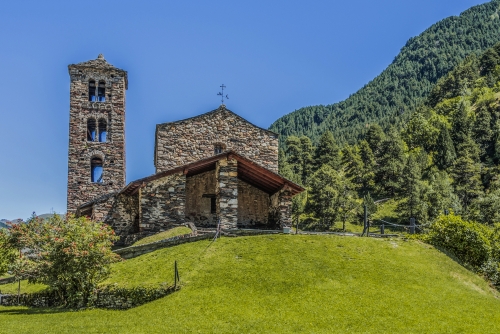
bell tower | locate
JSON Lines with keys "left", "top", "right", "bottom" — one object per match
{"left": 66, "top": 54, "right": 128, "bottom": 213}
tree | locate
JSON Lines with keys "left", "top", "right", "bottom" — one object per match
{"left": 306, "top": 166, "right": 339, "bottom": 230}
{"left": 397, "top": 154, "right": 428, "bottom": 223}
{"left": 375, "top": 128, "right": 406, "bottom": 196}
{"left": 426, "top": 169, "right": 461, "bottom": 221}
{"left": 284, "top": 136, "right": 314, "bottom": 185}
{"left": 358, "top": 140, "right": 376, "bottom": 194}
{"left": 8, "top": 214, "right": 120, "bottom": 307}
{"left": 314, "top": 131, "right": 340, "bottom": 171}
{"left": 0, "top": 229, "right": 15, "bottom": 277}
{"left": 451, "top": 150, "right": 483, "bottom": 213}
{"left": 435, "top": 126, "right": 456, "bottom": 170}
{"left": 365, "top": 124, "right": 385, "bottom": 155}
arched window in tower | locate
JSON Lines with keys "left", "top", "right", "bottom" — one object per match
{"left": 98, "top": 118, "right": 107, "bottom": 142}
{"left": 97, "top": 81, "right": 106, "bottom": 102}
{"left": 91, "top": 157, "right": 103, "bottom": 183}
{"left": 89, "top": 80, "right": 96, "bottom": 101}
{"left": 87, "top": 118, "right": 96, "bottom": 141}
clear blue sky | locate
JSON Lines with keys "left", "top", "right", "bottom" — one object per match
{"left": 0, "top": 0, "right": 488, "bottom": 219}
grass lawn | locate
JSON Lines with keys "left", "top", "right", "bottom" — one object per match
{"left": 1, "top": 234, "right": 500, "bottom": 333}
{"left": 132, "top": 226, "right": 192, "bottom": 246}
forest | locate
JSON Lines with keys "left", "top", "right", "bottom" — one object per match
{"left": 270, "top": 0, "right": 500, "bottom": 147}
{"left": 279, "top": 41, "right": 500, "bottom": 230}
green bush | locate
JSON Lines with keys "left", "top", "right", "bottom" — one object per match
{"left": 427, "top": 213, "right": 492, "bottom": 268}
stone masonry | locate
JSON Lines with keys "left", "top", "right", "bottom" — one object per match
{"left": 217, "top": 157, "right": 239, "bottom": 228}
{"left": 155, "top": 105, "right": 279, "bottom": 173}
{"left": 67, "top": 55, "right": 127, "bottom": 213}
{"left": 140, "top": 173, "right": 186, "bottom": 232}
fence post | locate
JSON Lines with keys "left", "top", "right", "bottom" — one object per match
{"left": 410, "top": 217, "right": 415, "bottom": 234}
{"left": 174, "top": 260, "right": 180, "bottom": 288}
{"left": 381, "top": 224, "right": 385, "bottom": 235}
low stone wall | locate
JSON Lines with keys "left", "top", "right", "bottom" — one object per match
{"left": 115, "top": 233, "right": 215, "bottom": 259}
{"left": 0, "top": 276, "right": 16, "bottom": 285}
{"left": 0, "top": 285, "right": 179, "bottom": 310}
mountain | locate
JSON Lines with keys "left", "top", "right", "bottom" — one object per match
{"left": 270, "top": 0, "right": 500, "bottom": 145}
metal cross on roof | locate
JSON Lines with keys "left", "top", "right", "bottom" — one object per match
{"left": 217, "top": 84, "right": 229, "bottom": 104}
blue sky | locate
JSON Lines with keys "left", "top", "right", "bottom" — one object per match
{"left": 0, "top": 0, "right": 488, "bottom": 219}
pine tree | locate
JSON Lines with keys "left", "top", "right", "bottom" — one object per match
{"left": 398, "top": 155, "right": 426, "bottom": 222}
{"left": 285, "top": 136, "right": 302, "bottom": 176}
{"left": 299, "top": 136, "right": 314, "bottom": 184}
{"left": 314, "top": 131, "right": 340, "bottom": 171}
{"left": 341, "top": 145, "right": 364, "bottom": 187}
{"left": 451, "top": 100, "right": 472, "bottom": 149}
{"left": 358, "top": 140, "right": 376, "bottom": 195}
{"left": 306, "top": 165, "right": 339, "bottom": 230}
{"left": 375, "top": 128, "right": 406, "bottom": 196}
{"left": 435, "top": 126, "right": 456, "bottom": 170}
{"left": 365, "top": 124, "right": 385, "bottom": 155}
{"left": 451, "top": 149, "right": 483, "bottom": 213}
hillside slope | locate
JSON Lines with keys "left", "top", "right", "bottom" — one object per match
{"left": 270, "top": 0, "right": 500, "bottom": 145}
{"left": 1, "top": 235, "right": 500, "bottom": 333}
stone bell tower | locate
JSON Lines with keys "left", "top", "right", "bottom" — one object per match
{"left": 66, "top": 54, "right": 128, "bottom": 213}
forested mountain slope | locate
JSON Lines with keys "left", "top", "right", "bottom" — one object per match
{"left": 270, "top": 0, "right": 500, "bottom": 145}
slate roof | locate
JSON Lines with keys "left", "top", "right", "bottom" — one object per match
{"left": 120, "top": 150, "right": 304, "bottom": 197}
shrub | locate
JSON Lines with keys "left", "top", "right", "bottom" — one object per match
{"left": 8, "top": 214, "right": 120, "bottom": 308}
{"left": 427, "top": 213, "right": 492, "bottom": 268}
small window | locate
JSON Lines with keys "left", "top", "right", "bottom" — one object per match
{"left": 214, "top": 144, "right": 224, "bottom": 155}
{"left": 91, "top": 157, "right": 103, "bottom": 183}
{"left": 211, "top": 197, "right": 216, "bottom": 214}
{"left": 98, "top": 118, "right": 107, "bottom": 142}
{"left": 87, "top": 118, "right": 96, "bottom": 141}
{"left": 98, "top": 81, "right": 106, "bottom": 102}
{"left": 89, "top": 80, "right": 96, "bottom": 101}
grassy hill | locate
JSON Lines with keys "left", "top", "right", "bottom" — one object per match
{"left": 1, "top": 234, "right": 500, "bottom": 333}
{"left": 270, "top": 0, "right": 500, "bottom": 145}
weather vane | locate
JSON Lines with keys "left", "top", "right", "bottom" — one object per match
{"left": 217, "top": 84, "right": 229, "bottom": 104}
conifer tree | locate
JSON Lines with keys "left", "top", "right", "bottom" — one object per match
{"left": 314, "top": 131, "right": 340, "bottom": 171}
{"left": 299, "top": 136, "right": 314, "bottom": 184}
{"left": 398, "top": 155, "right": 426, "bottom": 221}
{"left": 365, "top": 124, "right": 385, "bottom": 155}
{"left": 375, "top": 128, "right": 406, "bottom": 196}
{"left": 341, "top": 145, "right": 364, "bottom": 187}
{"left": 435, "top": 126, "right": 456, "bottom": 170}
{"left": 358, "top": 140, "right": 376, "bottom": 194}
{"left": 285, "top": 136, "right": 302, "bottom": 176}
{"left": 451, "top": 149, "right": 483, "bottom": 213}
{"left": 451, "top": 100, "right": 472, "bottom": 149}
{"left": 426, "top": 169, "right": 460, "bottom": 221}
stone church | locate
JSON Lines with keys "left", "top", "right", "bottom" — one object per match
{"left": 67, "top": 55, "right": 303, "bottom": 244}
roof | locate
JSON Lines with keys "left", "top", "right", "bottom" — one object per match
{"left": 154, "top": 104, "right": 278, "bottom": 166}
{"left": 68, "top": 54, "right": 128, "bottom": 89}
{"left": 121, "top": 150, "right": 304, "bottom": 196}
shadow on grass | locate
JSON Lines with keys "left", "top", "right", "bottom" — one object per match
{"left": 0, "top": 307, "right": 71, "bottom": 315}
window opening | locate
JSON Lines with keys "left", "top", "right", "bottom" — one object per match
{"left": 211, "top": 197, "right": 216, "bottom": 214}
{"left": 98, "top": 81, "right": 106, "bottom": 102}
{"left": 214, "top": 144, "right": 224, "bottom": 155}
{"left": 91, "top": 157, "right": 103, "bottom": 183}
{"left": 98, "top": 118, "right": 107, "bottom": 142}
{"left": 87, "top": 118, "right": 96, "bottom": 141}
{"left": 203, "top": 194, "right": 217, "bottom": 214}
{"left": 89, "top": 80, "right": 96, "bottom": 101}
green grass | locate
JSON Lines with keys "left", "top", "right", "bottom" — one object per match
{"left": 1, "top": 235, "right": 500, "bottom": 333}
{"left": 0, "top": 280, "right": 47, "bottom": 295}
{"left": 132, "top": 226, "right": 192, "bottom": 246}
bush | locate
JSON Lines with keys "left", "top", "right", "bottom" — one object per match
{"left": 427, "top": 213, "right": 492, "bottom": 268}
{"left": 8, "top": 214, "right": 120, "bottom": 308}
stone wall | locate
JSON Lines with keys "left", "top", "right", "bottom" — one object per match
{"left": 237, "top": 180, "right": 270, "bottom": 227}
{"left": 217, "top": 158, "right": 238, "bottom": 229}
{"left": 155, "top": 105, "right": 279, "bottom": 173}
{"left": 67, "top": 55, "right": 127, "bottom": 212}
{"left": 140, "top": 173, "right": 186, "bottom": 233}
{"left": 185, "top": 170, "right": 217, "bottom": 227}
{"left": 270, "top": 189, "right": 293, "bottom": 228}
